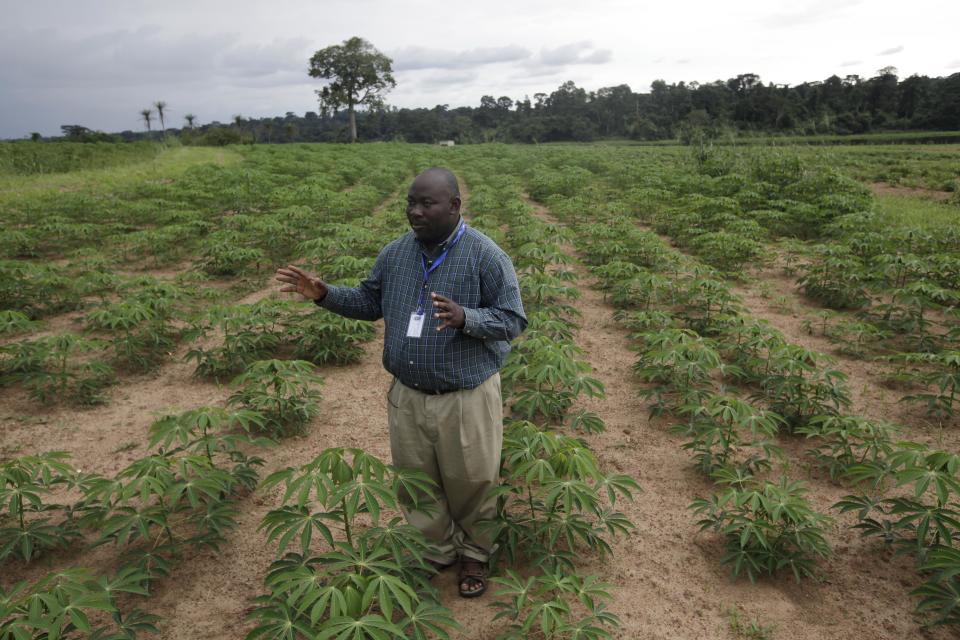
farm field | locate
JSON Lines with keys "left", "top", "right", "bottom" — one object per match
{"left": 2, "top": 141, "right": 959, "bottom": 640}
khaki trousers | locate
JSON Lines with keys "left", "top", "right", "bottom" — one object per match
{"left": 387, "top": 373, "right": 503, "bottom": 563}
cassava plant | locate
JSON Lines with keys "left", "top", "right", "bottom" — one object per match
{"left": 691, "top": 468, "right": 832, "bottom": 583}
{"left": 835, "top": 445, "right": 960, "bottom": 561}
{"left": 0, "top": 333, "right": 114, "bottom": 405}
{"left": 891, "top": 350, "right": 960, "bottom": 423}
{"left": 632, "top": 329, "right": 731, "bottom": 415}
{"left": 501, "top": 333, "right": 604, "bottom": 423}
{"left": 227, "top": 359, "right": 323, "bottom": 437}
{"left": 0, "top": 452, "right": 89, "bottom": 564}
{"left": 284, "top": 311, "right": 375, "bottom": 366}
{"left": 796, "top": 415, "right": 898, "bottom": 482}
{"left": 671, "top": 393, "right": 784, "bottom": 476}
{"left": 0, "top": 567, "right": 159, "bottom": 639}
{"left": 80, "top": 414, "right": 265, "bottom": 585}
{"left": 490, "top": 570, "right": 622, "bottom": 640}
{"left": 248, "top": 448, "right": 460, "bottom": 640}
{"left": 483, "top": 420, "right": 638, "bottom": 573}
{"left": 186, "top": 300, "right": 289, "bottom": 380}
{"left": 753, "top": 344, "right": 851, "bottom": 432}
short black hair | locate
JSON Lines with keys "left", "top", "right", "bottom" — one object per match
{"left": 417, "top": 167, "right": 460, "bottom": 200}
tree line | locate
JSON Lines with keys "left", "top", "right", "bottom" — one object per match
{"left": 47, "top": 69, "right": 960, "bottom": 145}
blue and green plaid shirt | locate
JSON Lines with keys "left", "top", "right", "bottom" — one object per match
{"left": 317, "top": 223, "right": 527, "bottom": 391}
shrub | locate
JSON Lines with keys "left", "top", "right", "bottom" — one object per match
{"left": 691, "top": 470, "right": 832, "bottom": 582}
{"left": 228, "top": 359, "right": 323, "bottom": 437}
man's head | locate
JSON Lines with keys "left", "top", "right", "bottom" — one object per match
{"left": 406, "top": 167, "right": 462, "bottom": 245}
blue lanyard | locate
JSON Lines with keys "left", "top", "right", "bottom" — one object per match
{"left": 417, "top": 220, "right": 466, "bottom": 313}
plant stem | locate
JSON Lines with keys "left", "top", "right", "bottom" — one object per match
{"left": 341, "top": 498, "right": 353, "bottom": 547}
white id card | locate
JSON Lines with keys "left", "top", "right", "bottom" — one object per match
{"left": 406, "top": 312, "right": 425, "bottom": 338}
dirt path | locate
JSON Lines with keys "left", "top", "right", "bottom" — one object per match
{"left": 524, "top": 197, "right": 952, "bottom": 640}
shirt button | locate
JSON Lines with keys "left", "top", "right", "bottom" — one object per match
{"left": 408, "top": 360, "right": 413, "bottom": 365}
{"left": 423, "top": 284, "right": 428, "bottom": 289}
{"left": 413, "top": 383, "right": 418, "bottom": 387}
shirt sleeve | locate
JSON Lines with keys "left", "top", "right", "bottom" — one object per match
{"left": 461, "top": 248, "right": 527, "bottom": 341}
{"left": 315, "top": 248, "right": 385, "bottom": 321}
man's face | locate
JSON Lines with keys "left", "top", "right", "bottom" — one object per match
{"left": 406, "top": 173, "right": 461, "bottom": 244}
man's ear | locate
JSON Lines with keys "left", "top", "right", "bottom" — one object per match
{"left": 450, "top": 196, "right": 462, "bottom": 215}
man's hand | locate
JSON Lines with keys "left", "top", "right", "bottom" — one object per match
{"left": 275, "top": 265, "right": 328, "bottom": 301}
{"left": 431, "top": 292, "right": 465, "bottom": 331}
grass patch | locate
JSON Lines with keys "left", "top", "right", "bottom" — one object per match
{"left": 872, "top": 194, "right": 960, "bottom": 231}
{"left": 0, "top": 145, "right": 240, "bottom": 202}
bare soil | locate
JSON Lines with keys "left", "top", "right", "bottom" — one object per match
{"left": 1, "top": 189, "right": 954, "bottom": 640}
{"left": 869, "top": 182, "right": 952, "bottom": 202}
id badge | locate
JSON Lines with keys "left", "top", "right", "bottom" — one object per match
{"left": 406, "top": 312, "right": 425, "bottom": 338}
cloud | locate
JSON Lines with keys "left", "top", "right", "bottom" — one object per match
{"left": 878, "top": 45, "right": 903, "bottom": 56}
{"left": 948, "top": 59, "right": 960, "bottom": 69}
{"left": 676, "top": 58, "right": 691, "bottom": 65}
{"left": 840, "top": 59, "right": 861, "bottom": 67}
{"left": 760, "top": 0, "right": 861, "bottom": 27}
{"left": 0, "top": 27, "right": 313, "bottom": 91}
{"left": 414, "top": 70, "right": 480, "bottom": 89}
{"left": 391, "top": 45, "right": 530, "bottom": 71}
{"left": 538, "top": 41, "right": 611, "bottom": 66}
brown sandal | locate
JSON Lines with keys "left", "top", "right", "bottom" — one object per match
{"left": 458, "top": 559, "right": 488, "bottom": 598}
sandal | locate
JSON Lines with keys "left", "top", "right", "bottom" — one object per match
{"left": 458, "top": 558, "right": 488, "bottom": 598}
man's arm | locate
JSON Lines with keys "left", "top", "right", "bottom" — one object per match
{"left": 316, "top": 250, "right": 385, "bottom": 321}
{"left": 276, "top": 250, "right": 385, "bottom": 322}
{"left": 459, "top": 250, "right": 527, "bottom": 341}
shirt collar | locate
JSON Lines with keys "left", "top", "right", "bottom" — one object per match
{"left": 421, "top": 216, "right": 463, "bottom": 259}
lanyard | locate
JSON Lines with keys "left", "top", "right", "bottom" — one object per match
{"left": 417, "top": 220, "right": 466, "bottom": 313}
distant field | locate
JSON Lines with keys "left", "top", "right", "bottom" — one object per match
{"left": 1, "top": 141, "right": 959, "bottom": 640}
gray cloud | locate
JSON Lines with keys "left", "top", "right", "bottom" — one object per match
{"left": 878, "top": 45, "right": 903, "bottom": 56}
{"left": 0, "top": 27, "right": 311, "bottom": 90}
{"left": 392, "top": 45, "right": 530, "bottom": 71}
{"left": 539, "top": 41, "right": 611, "bottom": 66}
{"left": 948, "top": 59, "right": 960, "bottom": 69}
{"left": 760, "top": 0, "right": 861, "bottom": 27}
{"left": 414, "top": 70, "right": 480, "bottom": 89}
{"left": 840, "top": 60, "right": 861, "bottom": 67}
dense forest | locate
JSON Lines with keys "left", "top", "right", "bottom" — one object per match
{"left": 60, "top": 68, "right": 960, "bottom": 144}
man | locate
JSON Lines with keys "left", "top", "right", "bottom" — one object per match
{"left": 275, "top": 167, "right": 526, "bottom": 598}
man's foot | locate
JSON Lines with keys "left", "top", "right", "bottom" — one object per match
{"left": 458, "top": 558, "right": 488, "bottom": 598}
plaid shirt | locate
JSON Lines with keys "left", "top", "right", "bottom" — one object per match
{"left": 317, "top": 222, "right": 527, "bottom": 391}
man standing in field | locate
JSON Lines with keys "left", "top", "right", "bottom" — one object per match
{"left": 275, "top": 167, "right": 526, "bottom": 598}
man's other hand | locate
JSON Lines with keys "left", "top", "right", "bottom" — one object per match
{"left": 276, "top": 265, "right": 328, "bottom": 301}
{"left": 431, "top": 292, "right": 465, "bottom": 330}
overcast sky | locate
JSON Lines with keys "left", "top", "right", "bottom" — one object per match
{"left": 2, "top": 0, "right": 958, "bottom": 138}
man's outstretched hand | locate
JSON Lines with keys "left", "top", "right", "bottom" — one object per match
{"left": 276, "top": 265, "right": 328, "bottom": 301}
{"left": 431, "top": 292, "right": 465, "bottom": 331}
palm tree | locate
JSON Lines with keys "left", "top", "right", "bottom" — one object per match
{"left": 154, "top": 101, "right": 167, "bottom": 139}
{"left": 284, "top": 122, "right": 296, "bottom": 142}
{"left": 264, "top": 121, "right": 274, "bottom": 143}
{"left": 140, "top": 109, "right": 153, "bottom": 138}
{"left": 184, "top": 113, "right": 197, "bottom": 129}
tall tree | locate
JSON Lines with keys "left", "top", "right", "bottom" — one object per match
{"left": 308, "top": 36, "right": 395, "bottom": 142}
{"left": 140, "top": 109, "right": 153, "bottom": 137}
{"left": 184, "top": 113, "right": 196, "bottom": 129}
{"left": 153, "top": 101, "right": 168, "bottom": 139}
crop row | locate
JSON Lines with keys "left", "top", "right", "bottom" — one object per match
{"left": 517, "top": 152, "right": 960, "bottom": 628}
